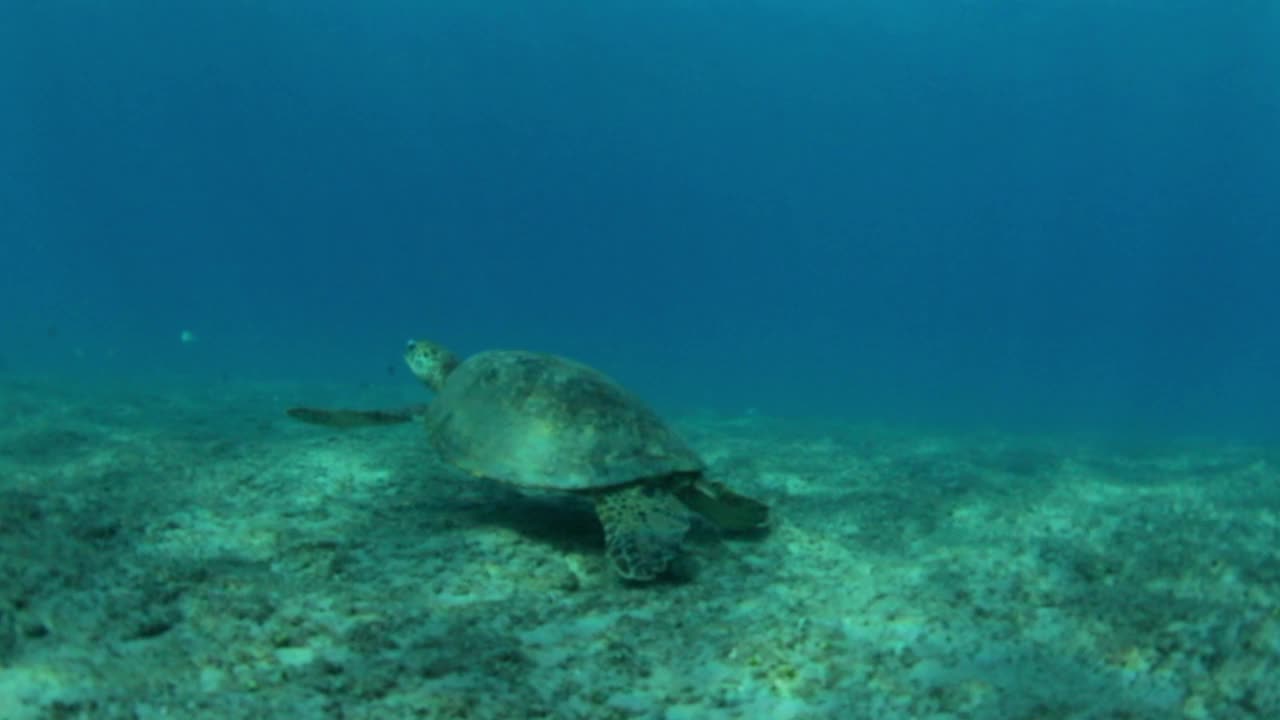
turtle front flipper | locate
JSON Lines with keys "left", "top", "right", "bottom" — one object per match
{"left": 674, "top": 479, "right": 770, "bottom": 533}
{"left": 594, "top": 485, "right": 691, "bottom": 581}
{"left": 286, "top": 405, "right": 427, "bottom": 428}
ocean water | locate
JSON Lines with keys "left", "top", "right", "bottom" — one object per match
{"left": 4, "top": 0, "right": 1277, "bottom": 439}
{"left": 3, "top": 2, "right": 1280, "bottom": 718}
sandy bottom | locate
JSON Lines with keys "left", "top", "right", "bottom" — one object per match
{"left": 1, "top": 375, "right": 1277, "bottom": 719}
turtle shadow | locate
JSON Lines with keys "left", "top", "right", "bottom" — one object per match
{"left": 446, "top": 490, "right": 756, "bottom": 586}
{"left": 455, "top": 491, "right": 606, "bottom": 555}
{"left": 456, "top": 489, "right": 769, "bottom": 546}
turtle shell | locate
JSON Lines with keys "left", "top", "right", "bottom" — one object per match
{"left": 423, "top": 351, "right": 703, "bottom": 491}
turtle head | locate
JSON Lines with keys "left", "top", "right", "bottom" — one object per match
{"left": 404, "top": 339, "right": 460, "bottom": 392}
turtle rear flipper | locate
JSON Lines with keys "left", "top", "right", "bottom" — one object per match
{"left": 595, "top": 485, "right": 691, "bottom": 581}
{"left": 675, "top": 479, "right": 770, "bottom": 533}
{"left": 286, "top": 405, "right": 426, "bottom": 428}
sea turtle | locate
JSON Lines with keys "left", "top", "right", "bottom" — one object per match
{"left": 288, "top": 339, "right": 770, "bottom": 581}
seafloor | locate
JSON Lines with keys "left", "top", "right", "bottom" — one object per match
{"left": 1, "top": 375, "right": 1277, "bottom": 720}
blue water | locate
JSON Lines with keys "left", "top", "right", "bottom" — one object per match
{"left": 3, "top": 1, "right": 1277, "bottom": 439}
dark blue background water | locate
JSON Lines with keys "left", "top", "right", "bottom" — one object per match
{"left": 3, "top": 1, "right": 1277, "bottom": 438}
